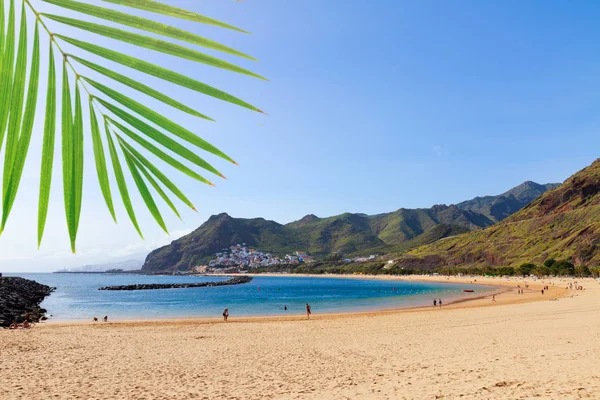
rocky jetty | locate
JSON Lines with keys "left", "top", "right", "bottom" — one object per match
{"left": 98, "top": 276, "right": 253, "bottom": 291}
{"left": 0, "top": 277, "right": 55, "bottom": 327}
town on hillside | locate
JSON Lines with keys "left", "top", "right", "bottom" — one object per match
{"left": 194, "top": 244, "right": 380, "bottom": 273}
{"left": 197, "top": 244, "right": 313, "bottom": 272}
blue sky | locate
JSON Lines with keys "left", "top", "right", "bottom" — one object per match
{"left": 2, "top": 0, "right": 600, "bottom": 271}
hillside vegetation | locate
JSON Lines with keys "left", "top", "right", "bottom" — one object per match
{"left": 403, "top": 159, "right": 600, "bottom": 270}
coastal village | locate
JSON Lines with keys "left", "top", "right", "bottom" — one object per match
{"left": 203, "top": 244, "right": 314, "bottom": 270}
{"left": 196, "top": 243, "right": 380, "bottom": 273}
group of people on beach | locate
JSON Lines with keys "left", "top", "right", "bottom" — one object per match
{"left": 569, "top": 282, "right": 585, "bottom": 290}
{"left": 92, "top": 316, "right": 109, "bottom": 322}
{"left": 8, "top": 320, "right": 31, "bottom": 329}
{"left": 222, "top": 303, "right": 312, "bottom": 321}
{"left": 433, "top": 299, "right": 443, "bottom": 307}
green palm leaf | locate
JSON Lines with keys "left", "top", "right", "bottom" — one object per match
{"left": 105, "top": 125, "right": 143, "bottom": 238}
{"left": 0, "top": 0, "right": 4, "bottom": 57}
{"left": 120, "top": 146, "right": 169, "bottom": 233}
{"left": 107, "top": 117, "right": 212, "bottom": 186}
{"left": 71, "top": 56, "right": 211, "bottom": 120}
{"left": 2, "top": 22, "right": 40, "bottom": 231}
{"left": 1, "top": 0, "right": 265, "bottom": 250}
{"left": 44, "top": 14, "right": 265, "bottom": 80}
{"left": 101, "top": 0, "right": 249, "bottom": 33}
{"left": 62, "top": 77, "right": 84, "bottom": 253}
{"left": 61, "top": 61, "right": 74, "bottom": 250}
{"left": 38, "top": 44, "right": 57, "bottom": 247}
{"left": 90, "top": 100, "right": 116, "bottom": 222}
{"left": 117, "top": 136, "right": 196, "bottom": 212}
{"left": 96, "top": 98, "right": 224, "bottom": 177}
{"left": 0, "top": 0, "right": 16, "bottom": 151}
{"left": 56, "top": 34, "right": 262, "bottom": 112}
{"left": 42, "top": 0, "right": 255, "bottom": 59}
{"left": 2, "top": 2, "right": 28, "bottom": 208}
{"left": 128, "top": 151, "right": 181, "bottom": 220}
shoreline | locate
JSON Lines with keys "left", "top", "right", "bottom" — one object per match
{"left": 3, "top": 277, "right": 596, "bottom": 399}
{"left": 41, "top": 274, "right": 572, "bottom": 326}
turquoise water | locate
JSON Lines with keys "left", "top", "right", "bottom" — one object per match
{"left": 6, "top": 273, "right": 495, "bottom": 321}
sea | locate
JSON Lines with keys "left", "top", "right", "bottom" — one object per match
{"left": 6, "top": 273, "right": 496, "bottom": 321}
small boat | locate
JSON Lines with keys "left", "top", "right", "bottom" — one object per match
{"left": 462, "top": 289, "right": 475, "bottom": 293}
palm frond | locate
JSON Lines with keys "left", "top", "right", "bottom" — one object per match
{"left": 2, "top": 21, "right": 40, "bottom": 231}
{"left": 100, "top": 0, "right": 249, "bottom": 33}
{"left": 42, "top": 0, "right": 255, "bottom": 59}
{"left": 0, "top": 0, "right": 16, "bottom": 151}
{"left": 0, "top": 0, "right": 265, "bottom": 251}
{"left": 37, "top": 43, "right": 57, "bottom": 247}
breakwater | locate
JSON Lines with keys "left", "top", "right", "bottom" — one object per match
{"left": 0, "top": 277, "right": 55, "bottom": 327}
{"left": 98, "top": 276, "right": 253, "bottom": 291}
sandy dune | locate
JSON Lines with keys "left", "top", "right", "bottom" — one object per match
{"left": 1, "top": 276, "right": 598, "bottom": 399}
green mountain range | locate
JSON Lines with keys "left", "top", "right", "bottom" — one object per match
{"left": 142, "top": 180, "right": 558, "bottom": 272}
{"left": 404, "top": 159, "right": 600, "bottom": 269}
{"left": 457, "top": 181, "right": 559, "bottom": 222}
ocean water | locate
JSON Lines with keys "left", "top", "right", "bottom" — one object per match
{"left": 7, "top": 273, "right": 495, "bottom": 321}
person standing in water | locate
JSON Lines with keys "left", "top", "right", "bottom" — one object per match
{"left": 438, "top": 299, "right": 442, "bottom": 308}
{"left": 433, "top": 299, "right": 437, "bottom": 307}
{"left": 306, "top": 303, "right": 311, "bottom": 319}
{"left": 284, "top": 305, "right": 287, "bottom": 311}
{"left": 222, "top": 308, "right": 229, "bottom": 322}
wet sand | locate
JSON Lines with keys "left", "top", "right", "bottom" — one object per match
{"left": 1, "top": 275, "right": 597, "bottom": 399}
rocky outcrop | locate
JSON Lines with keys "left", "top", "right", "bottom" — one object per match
{"left": 98, "top": 276, "right": 252, "bottom": 291}
{"left": 0, "top": 277, "right": 55, "bottom": 327}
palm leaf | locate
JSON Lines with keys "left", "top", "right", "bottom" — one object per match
{"left": 105, "top": 125, "right": 143, "bottom": 238}
{"left": 120, "top": 146, "right": 169, "bottom": 233}
{"left": 71, "top": 55, "right": 211, "bottom": 120}
{"left": 62, "top": 78, "right": 84, "bottom": 253}
{"left": 0, "top": 0, "right": 4, "bottom": 57}
{"left": 56, "top": 34, "right": 262, "bottom": 112}
{"left": 44, "top": 14, "right": 265, "bottom": 80}
{"left": 42, "top": 0, "right": 255, "bottom": 59}
{"left": 2, "top": 2, "right": 28, "bottom": 208}
{"left": 2, "top": 22, "right": 40, "bottom": 230}
{"left": 3, "top": 0, "right": 265, "bottom": 250}
{"left": 38, "top": 44, "right": 57, "bottom": 247}
{"left": 107, "top": 117, "right": 213, "bottom": 186}
{"left": 90, "top": 100, "right": 116, "bottom": 222}
{"left": 117, "top": 136, "right": 196, "bottom": 212}
{"left": 127, "top": 150, "right": 181, "bottom": 220}
{"left": 0, "top": 0, "right": 16, "bottom": 151}
{"left": 101, "top": 0, "right": 249, "bottom": 33}
{"left": 61, "top": 61, "right": 74, "bottom": 250}
{"left": 95, "top": 98, "right": 224, "bottom": 177}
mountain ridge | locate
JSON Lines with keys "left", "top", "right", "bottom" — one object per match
{"left": 403, "top": 159, "right": 600, "bottom": 269}
{"left": 142, "top": 180, "right": 558, "bottom": 272}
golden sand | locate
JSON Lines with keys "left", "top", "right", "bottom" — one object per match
{"left": 1, "top": 275, "right": 598, "bottom": 399}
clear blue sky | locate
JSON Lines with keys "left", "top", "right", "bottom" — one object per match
{"left": 2, "top": 0, "right": 600, "bottom": 271}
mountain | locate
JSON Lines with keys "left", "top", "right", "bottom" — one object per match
{"left": 456, "top": 181, "right": 560, "bottom": 222}
{"left": 142, "top": 181, "right": 558, "bottom": 272}
{"left": 404, "top": 160, "right": 600, "bottom": 269}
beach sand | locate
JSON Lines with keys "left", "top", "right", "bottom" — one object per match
{"left": 1, "top": 275, "right": 598, "bottom": 399}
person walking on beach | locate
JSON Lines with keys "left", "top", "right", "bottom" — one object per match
{"left": 223, "top": 308, "right": 229, "bottom": 322}
{"left": 492, "top": 295, "right": 496, "bottom": 303}
{"left": 433, "top": 299, "right": 437, "bottom": 307}
{"left": 103, "top": 316, "right": 108, "bottom": 322}
{"left": 438, "top": 299, "right": 442, "bottom": 308}
{"left": 306, "top": 303, "right": 311, "bottom": 319}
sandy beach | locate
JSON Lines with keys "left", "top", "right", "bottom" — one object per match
{"left": 1, "top": 275, "right": 598, "bottom": 399}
